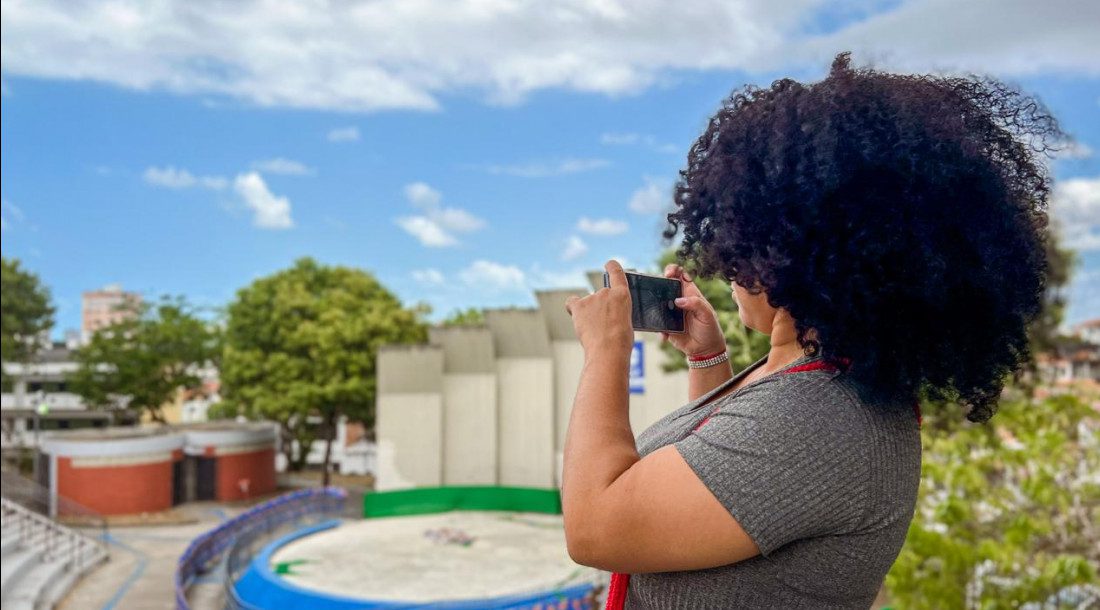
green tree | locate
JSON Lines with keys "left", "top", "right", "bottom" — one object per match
{"left": 441, "top": 306, "right": 485, "bottom": 326}
{"left": 885, "top": 393, "right": 1099, "bottom": 608}
{"left": 68, "top": 296, "right": 221, "bottom": 423}
{"left": 1, "top": 258, "right": 55, "bottom": 381}
{"left": 218, "top": 257, "right": 428, "bottom": 484}
{"left": 655, "top": 248, "right": 770, "bottom": 373}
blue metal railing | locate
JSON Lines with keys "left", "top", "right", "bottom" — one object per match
{"left": 174, "top": 486, "right": 347, "bottom": 610}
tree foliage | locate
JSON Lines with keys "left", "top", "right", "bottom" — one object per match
{"left": 68, "top": 296, "right": 221, "bottom": 422}
{"left": 886, "top": 392, "right": 1099, "bottom": 608}
{"left": 218, "top": 257, "right": 428, "bottom": 480}
{"left": 1, "top": 257, "right": 55, "bottom": 377}
{"left": 441, "top": 306, "right": 485, "bottom": 326}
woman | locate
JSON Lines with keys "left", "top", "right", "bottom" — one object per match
{"left": 562, "top": 53, "right": 1057, "bottom": 609}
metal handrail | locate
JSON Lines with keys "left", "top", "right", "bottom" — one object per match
{"left": 174, "top": 486, "right": 347, "bottom": 610}
{"left": 0, "top": 497, "right": 108, "bottom": 571}
{"left": 0, "top": 469, "right": 109, "bottom": 559}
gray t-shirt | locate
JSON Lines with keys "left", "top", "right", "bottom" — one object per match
{"left": 623, "top": 353, "right": 922, "bottom": 609}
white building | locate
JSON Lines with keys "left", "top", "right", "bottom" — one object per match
{"left": 374, "top": 274, "right": 694, "bottom": 491}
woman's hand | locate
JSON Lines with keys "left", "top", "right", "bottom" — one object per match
{"left": 564, "top": 260, "right": 634, "bottom": 362}
{"left": 661, "top": 263, "right": 727, "bottom": 357}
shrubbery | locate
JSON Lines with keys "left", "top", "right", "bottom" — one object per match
{"left": 886, "top": 392, "right": 1099, "bottom": 608}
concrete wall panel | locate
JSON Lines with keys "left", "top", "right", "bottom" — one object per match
{"left": 441, "top": 373, "right": 497, "bottom": 485}
{"left": 496, "top": 358, "right": 555, "bottom": 488}
{"left": 550, "top": 340, "right": 584, "bottom": 488}
{"left": 375, "top": 393, "right": 443, "bottom": 490}
{"left": 376, "top": 345, "right": 444, "bottom": 490}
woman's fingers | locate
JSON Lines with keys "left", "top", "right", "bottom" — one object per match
{"left": 674, "top": 296, "right": 717, "bottom": 321}
{"left": 564, "top": 295, "right": 582, "bottom": 316}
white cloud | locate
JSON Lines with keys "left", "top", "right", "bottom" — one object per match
{"left": 200, "top": 176, "right": 229, "bottom": 190}
{"left": 577, "top": 216, "right": 628, "bottom": 236}
{"left": 252, "top": 157, "right": 315, "bottom": 176}
{"left": 395, "top": 216, "right": 458, "bottom": 247}
{"left": 1050, "top": 176, "right": 1100, "bottom": 252}
{"left": 1052, "top": 141, "right": 1094, "bottom": 160}
{"left": 628, "top": 177, "right": 670, "bottom": 214}
{"left": 459, "top": 260, "right": 526, "bottom": 292}
{"left": 561, "top": 235, "right": 588, "bottom": 261}
{"left": 527, "top": 263, "right": 591, "bottom": 290}
{"left": 1, "top": 1, "right": 1097, "bottom": 114}
{"left": 327, "top": 126, "right": 361, "bottom": 142}
{"left": 795, "top": 0, "right": 1100, "bottom": 78}
{"left": 1, "top": 199, "right": 24, "bottom": 232}
{"left": 412, "top": 268, "right": 446, "bottom": 286}
{"left": 482, "top": 158, "right": 609, "bottom": 178}
{"left": 404, "top": 182, "right": 442, "bottom": 208}
{"left": 432, "top": 208, "right": 485, "bottom": 233}
{"left": 600, "top": 132, "right": 642, "bottom": 145}
{"left": 395, "top": 183, "right": 485, "bottom": 247}
{"left": 143, "top": 166, "right": 196, "bottom": 188}
{"left": 144, "top": 166, "right": 227, "bottom": 190}
{"left": 233, "top": 171, "right": 294, "bottom": 229}
{"left": 600, "top": 132, "right": 678, "bottom": 154}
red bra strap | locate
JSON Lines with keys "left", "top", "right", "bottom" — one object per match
{"left": 605, "top": 572, "right": 630, "bottom": 609}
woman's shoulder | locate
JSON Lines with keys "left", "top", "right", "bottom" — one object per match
{"left": 723, "top": 362, "right": 915, "bottom": 435}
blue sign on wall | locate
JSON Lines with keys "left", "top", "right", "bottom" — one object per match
{"left": 629, "top": 340, "right": 644, "bottom": 394}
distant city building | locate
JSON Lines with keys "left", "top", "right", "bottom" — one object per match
{"left": 1, "top": 343, "right": 126, "bottom": 454}
{"left": 1073, "top": 318, "right": 1100, "bottom": 347}
{"left": 81, "top": 283, "right": 142, "bottom": 343}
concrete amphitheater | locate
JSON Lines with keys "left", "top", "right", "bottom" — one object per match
{"left": 0, "top": 496, "right": 108, "bottom": 610}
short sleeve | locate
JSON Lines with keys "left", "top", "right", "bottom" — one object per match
{"left": 673, "top": 378, "right": 870, "bottom": 556}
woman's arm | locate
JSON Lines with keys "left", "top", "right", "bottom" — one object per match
{"left": 561, "top": 260, "right": 760, "bottom": 573}
{"left": 561, "top": 345, "right": 640, "bottom": 558}
{"left": 561, "top": 264, "right": 640, "bottom": 556}
{"left": 687, "top": 356, "right": 733, "bottom": 402}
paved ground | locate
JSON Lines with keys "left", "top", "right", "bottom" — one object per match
{"left": 271, "top": 510, "right": 601, "bottom": 602}
{"left": 58, "top": 503, "right": 243, "bottom": 610}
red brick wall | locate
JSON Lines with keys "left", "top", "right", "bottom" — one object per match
{"left": 56, "top": 453, "right": 179, "bottom": 515}
{"left": 215, "top": 448, "right": 276, "bottom": 501}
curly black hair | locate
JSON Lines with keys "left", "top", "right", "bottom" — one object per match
{"left": 662, "top": 52, "right": 1061, "bottom": 422}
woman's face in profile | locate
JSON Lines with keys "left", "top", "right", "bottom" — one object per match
{"left": 731, "top": 280, "right": 777, "bottom": 334}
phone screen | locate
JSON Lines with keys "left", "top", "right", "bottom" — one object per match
{"left": 604, "top": 271, "right": 685, "bottom": 333}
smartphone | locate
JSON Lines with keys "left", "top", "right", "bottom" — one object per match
{"left": 604, "top": 270, "right": 686, "bottom": 333}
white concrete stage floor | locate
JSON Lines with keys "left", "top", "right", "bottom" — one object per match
{"left": 270, "top": 510, "right": 601, "bottom": 602}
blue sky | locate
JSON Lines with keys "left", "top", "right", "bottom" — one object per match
{"left": 1, "top": 0, "right": 1098, "bottom": 336}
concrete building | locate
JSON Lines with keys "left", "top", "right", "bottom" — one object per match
{"left": 81, "top": 283, "right": 141, "bottom": 343}
{"left": 1, "top": 344, "right": 122, "bottom": 454}
{"left": 38, "top": 428, "right": 184, "bottom": 516}
{"left": 375, "top": 276, "right": 692, "bottom": 491}
{"left": 36, "top": 422, "right": 277, "bottom": 516}
{"left": 181, "top": 422, "right": 278, "bottom": 502}
{"left": 1073, "top": 318, "right": 1100, "bottom": 347}
{"left": 429, "top": 324, "right": 498, "bottom": 485}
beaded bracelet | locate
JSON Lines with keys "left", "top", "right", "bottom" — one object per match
{"left": 686, "top": 348, "right": 729, "bottom": 369}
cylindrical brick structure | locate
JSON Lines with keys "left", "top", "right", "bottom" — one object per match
{"left": 40, "top": 428, "right": 185, "bottom": 516}
{"left": 182, "top": 422, "right": 277, "bottom": 502}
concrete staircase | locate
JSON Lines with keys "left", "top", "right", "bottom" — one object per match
{"left": 1, "top": 498, "right": 108, "bottom": 610}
